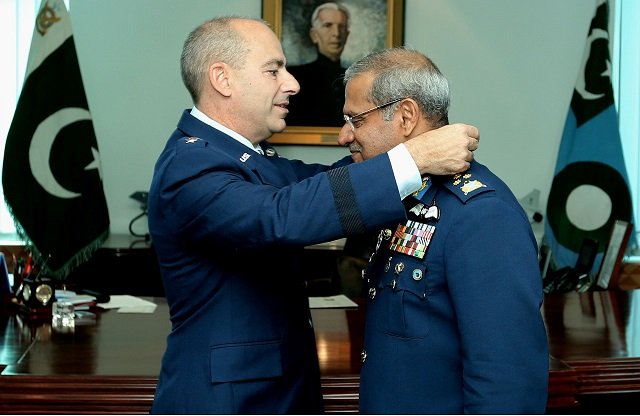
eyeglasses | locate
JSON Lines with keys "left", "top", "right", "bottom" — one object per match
{"left": 343, "top": 97, "right": 405, "bottom": 131}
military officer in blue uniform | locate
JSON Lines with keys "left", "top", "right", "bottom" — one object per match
{"left": 147, "top": 18, "right": 479, "bottom": 414}
{"left": 338, "top": 48, "right": 549, "bottom": 414}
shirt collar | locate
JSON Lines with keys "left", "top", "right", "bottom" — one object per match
{"left": 190, "top": 106, "right": 263, "bottom": 154}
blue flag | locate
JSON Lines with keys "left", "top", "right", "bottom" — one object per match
{"left": 2, "top": 0, "right": 109, "bottom": 279}
{"left": 544, "top": 0, "right": 635, "bottom": 276}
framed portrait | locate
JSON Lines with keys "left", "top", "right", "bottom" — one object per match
{"left": 262, "top": 0, "right": 405, "bottom": 145}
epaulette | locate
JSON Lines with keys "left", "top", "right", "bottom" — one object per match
{"left": 443, "top": 170, "right": 493, "bottom": 203}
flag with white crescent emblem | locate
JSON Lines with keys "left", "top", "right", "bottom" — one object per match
{"left": 2, "top": 0, "right": 109, "bottom": 279}
{"left": 543, "top": 0, "right": 636, "bottom": 277}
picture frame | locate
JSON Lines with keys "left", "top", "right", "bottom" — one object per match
{"left": 0, "top": 253, "right": 10, "bottom": 294}
{"left": 262, "top": 0, "right": 405, "bottom": 145}
{"left": 596, "top": 220, "right": 632, "bottom": 289}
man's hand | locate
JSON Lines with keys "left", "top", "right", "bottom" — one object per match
{"left": 404, "top": 123, "right": 479, "bottom": 175}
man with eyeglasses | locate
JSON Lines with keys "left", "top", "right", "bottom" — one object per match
{"left": 338, "top": 48, "right": 549, "bottom": 414}
{"left": 147, "top": 17, "right": 479, "bottom": 414}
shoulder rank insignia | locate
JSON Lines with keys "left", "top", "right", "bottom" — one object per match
{"left": 460, "top": 179, "right": 486, "bottom": 195}
{"left": 185, "top": 137, "right": 200, "bottom": 144}
{"left": 452, "top": 173, "right": 486, "bottom": 195}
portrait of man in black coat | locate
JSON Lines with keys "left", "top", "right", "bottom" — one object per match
{"left": 286, "top": 2, "right": 351, "bottom": 127}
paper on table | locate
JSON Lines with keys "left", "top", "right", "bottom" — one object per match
{"left": 308, "top": 294, "right": 358, "bottom": 309}
{"left": 98, "top": 295, "right": 157, "bottom": 313}
{"left": 55, "top": 289, "right": 96, "bottom": 306}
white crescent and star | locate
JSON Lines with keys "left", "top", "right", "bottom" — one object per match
{"left": 575, "top": 28, "right": 609, "bottom": 101}
{"left": 28, "top": 107, "right": 102, "bottom": 199}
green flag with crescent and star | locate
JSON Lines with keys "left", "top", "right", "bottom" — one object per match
{"left": 2, "top": 0, "right": 109, "bottom": 279}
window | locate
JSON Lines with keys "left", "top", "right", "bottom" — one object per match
{"left": 1, "top": 0, "right": 37, "bottom": 237}
{"left": 0, "top": 0, "right": 69, "bottom": 239}
{"left": 612, "top": 0, "right": 640, "bottom": 257}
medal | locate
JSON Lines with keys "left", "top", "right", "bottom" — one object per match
{"left": 408, "top": 201, "right": 440, "bottom": 221}
{"left": 388, "top": 219, "right": 435, "bottom": 259}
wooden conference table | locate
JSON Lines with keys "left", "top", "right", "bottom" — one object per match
{"left": 1, "top": 289, "right": 640, "bottom": 414}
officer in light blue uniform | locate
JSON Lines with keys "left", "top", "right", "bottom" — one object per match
{"left": 338, "top": 48, "right": 549, "bottom": 414}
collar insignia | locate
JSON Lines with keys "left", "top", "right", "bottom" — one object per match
{"left": 412, "top": 176, "right": 430, "bottom": 198}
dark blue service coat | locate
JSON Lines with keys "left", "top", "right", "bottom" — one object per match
{"left": 147, "top": 110, "right": 409, "bottom": 414}
{"left": 359, "top": 161, "right": 550, "bottom": 414}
